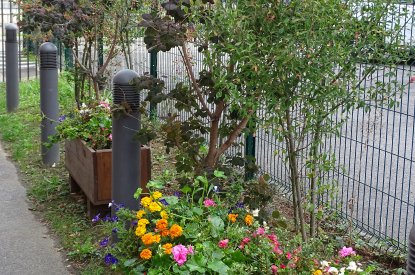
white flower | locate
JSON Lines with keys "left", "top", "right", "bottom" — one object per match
{"left": 213, "top": 185, "right": 219, "bottom": 192}
{"left": 320, "top": 261, "right": 330, "bottom": 268}
{"left": 108, "top": 202, "right": 113, "bottom": 208}
{"left": 346, "top": 261, "right": 363, "bottom": 272}
{"left": 328, "top": 267, "right": 339, "bottom": 274}
{"left": 339, "top": 267, "right": 345, "bottom": 275}
{"left": 252, "top": 209, "right": 260, "bottom": 217}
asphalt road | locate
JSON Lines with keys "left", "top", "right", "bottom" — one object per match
{"left": 0, "top": 142, "right": 71, "bottom": 275}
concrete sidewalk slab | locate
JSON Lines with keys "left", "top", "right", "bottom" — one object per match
{"left": 0, "top": 142, "right": 71, "bottom": 275}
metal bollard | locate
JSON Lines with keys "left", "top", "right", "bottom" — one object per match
{"left": 408, "top": 225, "right": 415, "bottom": 274}
{"left": 39, "top": 42, "right": 59, "bottom": 166}
{"left": 5, "top": 23, "right": 19, "bottom": 112}
{"left": 112, "top": 69, "right": 141, "bottom": 213}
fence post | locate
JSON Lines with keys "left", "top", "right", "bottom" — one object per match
{"left": 408, "top": 225, "right": 415, "bottom": 273}
{"left": 5, "top": 23, "right": 19, "bottom": 112}
{"left": 64, "top": 47, "right": 73, "bottom": 69}
{"left": 39, "top": 42, "right": 59, "bottom": 166}
{"left": 245, "top": 130, "right": 256, "bottom": 180}
{"left": 149, "top": 50, "right": 158, "bottom": 119}
{"left": 112, "top": 69, "right": 141, "bottom": 213}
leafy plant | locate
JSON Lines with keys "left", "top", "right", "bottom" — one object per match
{"left": 193, "top": 0, "right": 409, "bottom": 241}
{"left": 49, "top": 99, "right": 112, "bottom": 150}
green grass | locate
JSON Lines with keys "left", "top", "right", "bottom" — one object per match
{"left": 0, "top": 75, "right": 108, "bottom": 273}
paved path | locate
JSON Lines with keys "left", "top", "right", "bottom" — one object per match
{"left": 0, "top": 142, "right": 70, "bottom": 275}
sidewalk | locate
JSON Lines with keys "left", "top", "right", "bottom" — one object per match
{"left": 0, "top": 142, "right": 70, "bottom": 275}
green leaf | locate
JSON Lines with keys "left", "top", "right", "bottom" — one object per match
{"left": 192, "top": 207, "right": 203, "bottom": 216}
{"left": 181, "top": 185, "right": 192, "bottom": 194}
{"left": 213, "top": 170, "right": 227, "bottom": 179}
{"left": 230, "top": 250, "right": 247, "bottom": 263}
{"left": 133, "top": 188, "right": 143, "bottom": 199}
{"left": 186, "top": 257, "right": 206, "bottom": 273}
{"left": 124, "top": 258, "right": 137, "bottom": 267}
{"left": 207, "top": 260, "right": 229, "bottom": 274}
{"left": 210, "top": 216, "right": 225, "bottom": 230}
{"left": 164, "top": 196, "right": 179, "bottom": 205}
{"left": 146, "top": 180, "right": 164, "bottom": 189}
{"left": 272, "top": 210, "right": 281, "bottom": 219}
{"left": 195, "top": 175, "right": 208, "bottom": 185}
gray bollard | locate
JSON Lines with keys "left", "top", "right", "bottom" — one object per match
{"left": 5, "top": 23, "right": 19, "bottom": 112}
{"left": 112, "top": 69, "right": 141, "bottom": 213}
{"left": 39, "top": 42, "right": 59, "bottom": 166}
{"left": 408, "top": 225, "right": 415, "bottom": 274}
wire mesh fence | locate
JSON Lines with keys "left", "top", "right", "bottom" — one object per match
{"left": 3, "top": 0, "right": 415, "bottom": 252}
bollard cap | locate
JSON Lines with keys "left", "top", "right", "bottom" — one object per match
{"left": 5, "top": 23, "right": 18, "bottom": 43}
{"left": 39, "top": 42, "right": 57, "bottom": 69}
{"left": 113, "top": 69, "right": 140, "bottom": 111}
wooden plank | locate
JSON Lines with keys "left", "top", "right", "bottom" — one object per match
{"left": 96, "top": 149, "right": 112, "bottom": 202}
{"left": 66, "top": 140, "right": 152, "bottom": 206}
{"left": 65, "top": 139, "right": 95, "bottom": 202}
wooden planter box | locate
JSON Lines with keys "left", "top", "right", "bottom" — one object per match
{"left": 65, "top": 139, "right": 151, "bottom": 217}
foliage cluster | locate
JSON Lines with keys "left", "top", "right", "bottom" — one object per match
{"left": 135, "top": 0, "right": 410, "bottom": 241}
{"left": 95, "top": 174, "right": 374, "bottom": 274}
{"left": 49, "top": 99, "right": 112, "bottom": 150}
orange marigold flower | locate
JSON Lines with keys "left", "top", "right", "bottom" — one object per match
{"left": 169, "top": 224, "right": 183, "bottom": 239}
{"left": 141, "top": 196, "right": 152, "bottom": 208}
{"left": 141, "top": 233, "right": 154, "bottom": 246}
{"left": 160, "top": 229, "right": 170, "bottom": 237}
{"left": 152, "top": 234, "right": 161, "bottom": 243}
{"left": 162, "top": 243, "right": 173, "bottom": 255}
{"left": 245, "top": 214, "right": 254, "bottom": 226}
{"left": 140, "top": 248, "right": 152, "bottom": 260}
{"left": 156, "top": 219, "right": 168, "bottom": 230}
{"left": 228, "top": 213, "right": 238, "bottom": 223}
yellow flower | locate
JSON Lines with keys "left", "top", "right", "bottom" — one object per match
{"left": 138, "top": 218, "right": 150, "bottom": 226}
{"left": 160, "top": 210, "right": 169, "bottom": 219}
{"left": 162, "top": 243, "right": 173, "bottom": 255}
{"left": 140, "top": 248, "right": 152, "bottom": 260}
{"left": 152, "top": 234, "right": 161, "bottom": 243}
{"left": 152, "top": 191, "right": 163, "bottom": 200}
{"left": 136, "top": 210, "right": 146, "bottom": 219}
{"left": 169, "top": 224, "right": 183, "bottom": 239}
{"left": 228, "top": 213, "right": 238, "bottom": 223}
{"left": 142, "top": 233, "right": 155, "bottom": 246}
{"left": 245, "top": 214, "right": 254, "bottom": 226}
{"left": 148, "top": 201, "right": 162, "bottom": 212}
{"left": 141, "top": 196, "right": 152, "bottom": 208}
{"left": 313, "top": 270, "right": 322, "bottom": 275}
{"left": 156, "top": 219, "right": 168, "bottom": 230}
{"left": 135, "top": 225, "right": 146, "bottom": 237}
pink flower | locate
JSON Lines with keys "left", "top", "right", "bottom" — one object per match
{"left": 203, "top": 198, "right": 216, "bottom": 207}
{"left": 218, "top": 239, "right": 229, "bottom": 248}
{"left": 410, "top": 75, "right": 415, "bottom": 83}
{"left": 108, "top": 134, "right": 112, "bottom": 141}
{"left": 256, "top": 227, "right": 265, "bottom": 235}
{"left": 271, "top": 265, "right": 278, "bottom": 274}
{"left": 286, "top": 252, "right": 292, "bottom": 260}
{"left": 187, "top": 245, "right": 194, "bottom": 255}
{"left": 273, "top": 245, "right": 283, "bottom": 255}
{"left": 172, "top": 244, "right": 189, "bottom": 266}
{"left": 242, "top": 237, "right": 250, "bottom": 244}
{"left": 267, "top": 234, "right": 278, "bottom": 243}
{"left": 338, "top": 246, "right": 356, "bottom": 258}
{"left": 99, "top": 101, "right": 110, "bottom": 109}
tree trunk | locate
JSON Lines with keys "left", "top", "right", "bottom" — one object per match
{"left": 309, "top": 123, "right": 321, "bottom": 238}
{"left": 285, "top": 109, "right": 307, "bottom": 241}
